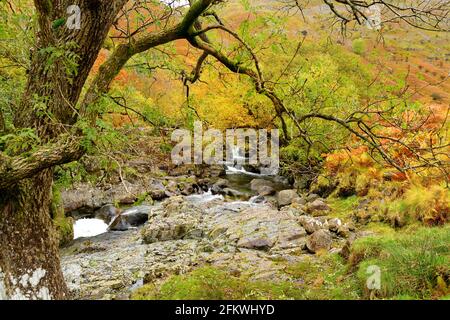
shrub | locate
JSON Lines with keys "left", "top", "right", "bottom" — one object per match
{"left": 386, "top": 184, "right": 449, "bottom": 226}
{"left": 352, "top": 39, "right": 366, "bottom": 55}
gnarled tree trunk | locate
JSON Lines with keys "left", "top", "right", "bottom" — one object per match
{"left": 0, "top": 170, "right": 67, "bottom": 299}
{"left": 0, "top": 0, "right": 128, "bottom": 299}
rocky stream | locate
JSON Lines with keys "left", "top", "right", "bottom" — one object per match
{"left": 60, "top": 153, "right": 358, "bottom": 300}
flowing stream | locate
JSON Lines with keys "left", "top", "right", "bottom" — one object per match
{"left": 71, "top": 146, "right": 290, "bottom": 240}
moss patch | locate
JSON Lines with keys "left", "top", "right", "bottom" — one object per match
{"left": 283, "top": 254, "right": 361, "bottom": 300}
{"left": 51, "top": 186, "right": 73, "bottom": 246}
{"left": 327, "top": 195, "right": 359, "bottom": 220}
{"left": 132, "top": 266, "right": 303, "bottom": 300}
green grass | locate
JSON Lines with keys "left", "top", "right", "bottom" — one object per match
{"left": 283, "top": 254, "right": 361, "bottom": 300}
{"left": 132, "top": 266, "right": 304, "bottom": 300}
{"left": 350, "top": 225, "right": 450, "bottom": 299}
{"left": 361, "top": 222, "right": 396, "bottom": 236}
{"left": 327, "top": 195, "right": 359, "bottom": 220}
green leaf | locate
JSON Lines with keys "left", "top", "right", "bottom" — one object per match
{"left": 52, "top": 18, "right": 66, "bottom": 30}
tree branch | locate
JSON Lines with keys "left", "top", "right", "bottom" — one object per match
{"left": 0, "top": 135, "right": 85, "bottom": 190}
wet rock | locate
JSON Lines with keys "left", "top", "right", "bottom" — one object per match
{"left": 306, "top": 229, "right": 332, "bottom": 253}
{"left": 95, "top": 204, "right": 119, "bottom": 224}
{"left": 108, "top": 205, "right": 151, "bottom": 231}
{"left": 250, "top": 195, "right": 265, "bottom": 204}
{"left": 211, "top": 178, "right": 229, "bottom": 195}
{"left": 243, "top": 164, "right": 260, "bottom": 174}
{"left": 147, "top": 179, "right": 167, "bottom": 200}
{"left": 123, "top": 206, "right": 152, "bottom": 225}
{"left": 107, "top": 216, "right": 129, "bottom": 231}
{"left": 277, "top": 189, "right": 302, "bottom": 207}
{"left": 222, "top": 188, "right": 246, "bottom": 198}
{"left": 196, "top": 179, "right": 210, "bottom": 192}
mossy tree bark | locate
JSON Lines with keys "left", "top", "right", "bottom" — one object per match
{"left": 0, "top": 170, "right": 66, "bottom": 299}
{"left": 0, "top": 0, "right": 128, "bottom": 299}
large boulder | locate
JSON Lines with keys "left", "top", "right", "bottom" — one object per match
{"left": 95, "top": 204, "right": 119, "bottom": 224}
{"left": 306, "top": 199, "right": 331, "bottom": 215}
{"left": 306, "top": 229, "right": 332, "bottom": 253}
{"left": 141, "top": 214, "right": 200, "bottom": 243}
{"left": 211, "top": 178, "right": 229, "bottom": 195}
{"left": 108, "top": 205, "right": 152, "bottom": 231}
{"left": 250, "top": 179, "right": 274, "bottom": 193}
{"left": 298, "top": 216, "right": 324, "bottom": 234}
{"left": 210, "top": 206, "right": 307, "bottom": 254}
{"left": 141, "top": 197, "right": 205, "bottom": 244}
{"left": 147, "top": 179, "right": 167, "bottom": 200}
{"left": 62, "top": 182, "right": 148, "bottom": 214}
{"left": 258, "top": 186, "right": 276, "bottom": 196}
{"left": 327, "top": 218, "right": 342, "bottom": 232}
{"left": 276, "top": 189, "right": 303, "bottom": 207}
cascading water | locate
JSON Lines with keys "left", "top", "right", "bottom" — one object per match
{"left": 186, "top": 189, "right": 224, "bottom": 204}
{"left": 73, "top": 218, "right": 109, "bottom": 239}
{"left": 225, "top": 145, "right": 279, "bottom": 176}
{"left": 226, "top": 146, "right": 247, "bottom": 174}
